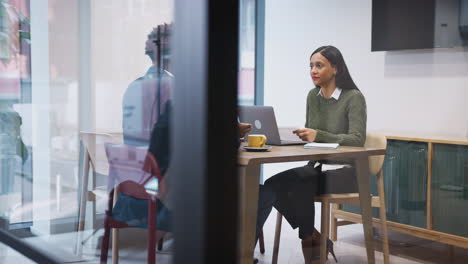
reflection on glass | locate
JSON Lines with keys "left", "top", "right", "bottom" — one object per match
{"left": 103, "top": 23, "right": 174, "bottom": 261}
{"left": 123, "top": 25, "right": 173, "bottom": 147}
{"left": 238, "top": 0, "right": 255, "bottom": 106}
{"left": 0, "top": 0, "right": 31, "bottom": 227}
{"left": 1, "top": 1, "right": 175, "bottom": 263}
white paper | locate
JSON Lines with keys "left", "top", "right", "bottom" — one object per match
{"left": 278, "top": 127, "right": 302, "bottom": 141}
{"left": 304, "top": 142, "right": 339, "bottom": 149}
{"left": 321, "top": 164, "right": 350, "bottom": 171}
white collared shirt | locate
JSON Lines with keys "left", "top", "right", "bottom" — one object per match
{"left": 317, "top": 87, "right": 342, "bottom": 100}
{"left": 315, "top": 86, "right": 350, "bottom": 171}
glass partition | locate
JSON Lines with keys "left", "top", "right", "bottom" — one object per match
{"left": 1, "top": 0, "right": 176, "bottom": 262}
{"left": 238, "top": 0, "right": 255, "bottom": 106}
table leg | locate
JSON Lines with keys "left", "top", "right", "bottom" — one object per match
{"left": 238, "top": 164, "right": 261, "bottom": 264}
{"left": 355, "top": 156, "right": 375, "bottom": 263}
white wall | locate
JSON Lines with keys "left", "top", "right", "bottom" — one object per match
{"left": 264, "top": 0, "right": 468, "bottom": 137}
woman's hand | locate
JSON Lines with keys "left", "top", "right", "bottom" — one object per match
{"left": 238, "top": 122, "right": 253, "bottom": 138}
{"left": 293, "top": 128, "right": 317, "bottom": 142}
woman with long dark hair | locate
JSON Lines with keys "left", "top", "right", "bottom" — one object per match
{"left": 256, "top": 45, "right": 366, "bottom": 263}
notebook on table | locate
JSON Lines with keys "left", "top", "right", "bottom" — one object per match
{"left": 304, "top": 142, "right": 339, "bottom": 149}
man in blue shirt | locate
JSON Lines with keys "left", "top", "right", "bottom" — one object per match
{"left": 122, "top": 26, "right": 173, "bottom": 147}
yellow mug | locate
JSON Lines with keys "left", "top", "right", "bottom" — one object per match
{"left": 248, "top": 134, "right": 267, "bottom": 148}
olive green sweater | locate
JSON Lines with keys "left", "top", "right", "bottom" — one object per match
{"left": 306, "top": 87, "right": 367, "bottom": 147}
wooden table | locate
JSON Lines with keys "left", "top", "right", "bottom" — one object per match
{"left": 238, "top": 144, "right": 386, "bottom": 264}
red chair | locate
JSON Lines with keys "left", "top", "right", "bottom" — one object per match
{"left": 100, "top": 143, "right": 163, "bottom": 264}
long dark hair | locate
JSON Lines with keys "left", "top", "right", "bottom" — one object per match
{"left": 310, "top": 46, "right": 359, "bottom": 90}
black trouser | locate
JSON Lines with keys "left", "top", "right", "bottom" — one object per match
{"left": 259, "top": 163, "right": 358, "bottom": 239}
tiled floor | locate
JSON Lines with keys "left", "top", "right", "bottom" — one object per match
{"left": 253, "top": 204, "right": 468, "bottom": 264}
{"left": 2, "top": 202, "right": 468, "bottom": 263}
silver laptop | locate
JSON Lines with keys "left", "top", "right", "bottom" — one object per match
{"left": 239, "top": 105, "right": 305, "bottom": 146}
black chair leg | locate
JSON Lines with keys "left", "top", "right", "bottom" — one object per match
{"left": 259, "top": 230, "right": 265, "bottom": 254}
{"left": 100, "top": 224, "right": 111, "bottom": 264}
{"left": 157, "top": 238, "right": 164, "bottom": 251}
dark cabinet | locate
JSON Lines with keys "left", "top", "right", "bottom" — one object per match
{"left": 335, "top": 135, "right": 468, "bottom": 249}
{"left": 343, "top": 140, "right": 427, "bottom": 228}
{"left": 431, "top": 144, "right": 468, "bottom": 237}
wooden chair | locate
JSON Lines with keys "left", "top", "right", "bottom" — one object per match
{"left": 75, "top": 132, "right": 116, "bottom": 256}
{"left": 100, "top": 143, "right": 162, "bottom": 264}
{"left": 328, "top": 132, "right": 390, "bottom": 264}
{"left": 271, "top": 132, "right": 390, "bottom": 264}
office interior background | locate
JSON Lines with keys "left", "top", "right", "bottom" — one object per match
{"left": 0, "top": 0, "right": 467, "bottom": 263}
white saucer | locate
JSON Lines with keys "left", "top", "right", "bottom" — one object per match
{"left": 243, "top": 145, "right": 272, "bottom": 152}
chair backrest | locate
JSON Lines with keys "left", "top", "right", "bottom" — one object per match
{"left": 364, "top": 132, "right": 387, "bottom": 175}
{"left": 80, "top": 132, "right": 115, "bottom": 176}
{"left": 104, "top": 143, "right": 162, "bottom": 199}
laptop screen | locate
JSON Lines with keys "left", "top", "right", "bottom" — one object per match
{"left": 239, "top": 105, "right": 304, "bottom": 145}
{"left": 239, "top": 105, "right": 282, "bottom": 145}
